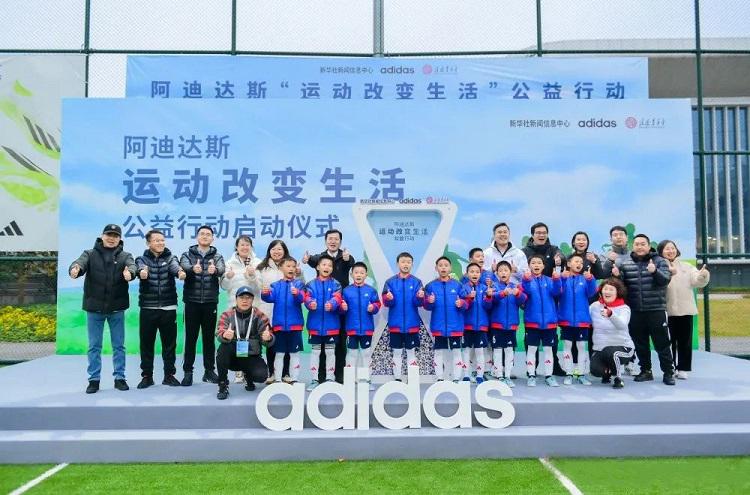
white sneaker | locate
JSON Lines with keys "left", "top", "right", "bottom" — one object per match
{"left": 234, "top": 371, "right": 245, "bottom": 384}
{"left": 563, "top": 375, "right": 574, "bottom": 386}
{"left": 676, "top": 370, "right": 689, "bottom": 380}
{"left": 527, "top": 376, "right": 537, "bottom": 387}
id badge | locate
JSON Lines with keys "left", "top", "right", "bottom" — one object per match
{"left": 236, "top": 340, "right": 249, "bottom": 357}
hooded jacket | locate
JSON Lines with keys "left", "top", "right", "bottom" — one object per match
{"left": 70, "top": 238, "right": 136, "bottom": 313}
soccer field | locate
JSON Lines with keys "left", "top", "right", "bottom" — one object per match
{"left": 2, "top": 457, "right": 749, "bottom": 494}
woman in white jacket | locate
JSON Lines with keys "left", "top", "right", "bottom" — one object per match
{"left": 589, "top": 278, "right": 634, "bottom": 389}
{"left": 657, "top": 240, "right": 710, "bottom": 380}
{"left": 220, "top": 235, "right": 262, "bottom": 383}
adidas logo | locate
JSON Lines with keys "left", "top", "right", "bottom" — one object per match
{"left": 0, "top": 220, "right": 23, "bottom": 236}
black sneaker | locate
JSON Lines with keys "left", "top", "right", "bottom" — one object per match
{"left": 217, "top": 383, "right": 229, "bottom": 400}
{"left": 86, "top": 380, "right": 100, "bottom": 394}
{"left": 203, "top": 370, "right": 219, "bottom": 384}
{"left": 634, "top": 370, "right": 654, "bottom": 382}
{"left": 181, "top": 372, "right": 193, "bottom": 386}
{"left": 245, "top": 381, "right": 256, "bottom": 391}
{"left": 162, "top": 375, "right": 181, "bottom": 387}
{"left": 114, "top": 379, "right": 129, "bottom": 391}
{"left": 663, "top": 373, "right": 676, "bottom": 386}
{"left": 613, "top": 377, "right": 624, "bottom": 389}
{"left": 137, "top": 376, "right": 154, "bottom": 389}
{"left": 601, "top": 371, "right": 611, "bottom": 384}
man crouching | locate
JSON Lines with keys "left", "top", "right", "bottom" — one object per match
{"left": 215, "top": 285, "right": 274, "bottom": 400}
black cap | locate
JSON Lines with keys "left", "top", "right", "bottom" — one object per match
{"left": 235, "top": 286, "right": 255, "bottom": 298}
{"left": 102, "top": 224, "right": 122, "bottom": 236}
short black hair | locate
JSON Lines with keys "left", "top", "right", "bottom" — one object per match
{"left": 634, "top": 233, "right": 650, "bottom": 244}
{"left": 197, "top": 225, "right": 214, "bottom": 235}
{"left": 567, "top": 253, "right": 584, "bottom": 262}
{"left": 530, "top": 222, "right": 548, "bottom": 235}
{"left": 317, "top": 254, "right": 335, "bottom": 266}
{"left": 528, "top": 254, "right": 545, "bottom": 264}
{"left": 492, "top": 222, "right": 509, "bottom": 233}
{"left": 609, "top": 225, "right": 627, "bottom": 236}
{"left": 352, "top": 261, "right": 368, "bottom": 272}
{"left": 280, "top": 256, "right": 297, "bottom": 266}
{"left": 234, "top": 235, "right": 253, "bottom": 248}
{"left": 324, "top": 229, "right": 342, "bottom": 241}
{"left": 145, "top": 229, "right": 164, "bottom": 242}
{"left": 435, "top": 256, "right": 451, "bottom": 266}
{"left": 468, "top": 247, "right": 483, "bottom": 259}
{"left": 396, "top": 252, "right": 413, "bottom": 262}
{"left": 466, "top": 262, "right": 481, "bottom": 272}
{"left": 496, "top": 260, "right": 512, "bottom": 271}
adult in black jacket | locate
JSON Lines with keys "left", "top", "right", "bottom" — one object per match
{"left": 615, "top": 234, "right": 675, "bottom": 385}
{"left": 179, "top": 225, "right": 226, "bottom": 386}
{"left": 302, "top": 229, "right": 354, "bottom": 382}
{"left": 215, "top": 286, "right": 275, "bottom": 400}
{"left": 69, "top": 224, "right": 136, "bottom": 394}
{"left": 522, "top": 222, "right": 566, "bottom": 376}
{"left": 135, "top": 229, "right": 186, "bottom": 389}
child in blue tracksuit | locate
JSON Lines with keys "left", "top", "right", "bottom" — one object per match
{"left": 461, "top": 248, "right": 497, "bottom": 382}
{"left": 487, "top": 261, "right": 527, "bottom": 387}
{"left": 261, "top": 257, "right": 306, "bottom": 383}
{"left": 462, "top": 262, "right": 493, "bottom": 383}
{"left": 303, "top": 254, "right": 342, "bottom": 390}
{"left": 340, "top": 262, "right": 381, "bottom": 387}
{"left": 382, "top": 252, "right": 424, "bottom": 382}
{"left": 558, "top": 253, "right": 598, "bottom": 385}
{"left": 424, "top": 256, "right": 469, "bottom": 382}
{"left": 522, "top": 254, "right": 563, "bottom": 387}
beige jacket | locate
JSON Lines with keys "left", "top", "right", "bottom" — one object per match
{"left": 666, "top": 259, "right": 710, "bottom": 316}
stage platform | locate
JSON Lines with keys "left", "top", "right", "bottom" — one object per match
{"left": 1, "top": 351, "right": 749, "bottom": 463}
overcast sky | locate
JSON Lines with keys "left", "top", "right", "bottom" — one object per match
{"left": 0, "top": 0, "right": 748, "bottom": 96}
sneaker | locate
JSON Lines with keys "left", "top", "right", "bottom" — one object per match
{"left": 234, "top": 371, "right": 245, "bottom": 384}
{"left": 452, "top": 379, "right": 460, "bottom": 384}
{"left": 676, "top": 370, "right": 689, "bottom": 380}
{"left": 436, "top": 378, "right": 445, "bottom": 382}
{"left": 181, "top": 372, "right": 193, "bottom": 387}
{"left": 577, "top": 375, "right": 592, "bottom": 386}
{"left": 527, "top": 376, "right": 537, "bottom": 387}
{"left": 601, "top": 370, "right": 611, "bottom": 384}
{"left": 470, "top": 371, "right": 477, "bottom": 383}
{"left": 202, "top": 370, "right": 219, "bottom": 384}
{"left": 264, "top": 376, "right": 275, "bottom": 385}
{"left": 86, "top": 380, "right": 100, "bottom": 394}
{"left": 563, "top": 375, "right": 574, "bottom": 386}
{"left": 217, "top": 384, "right": 229, "bottom": 400}
{"left": 114, "top": 379, "right": 129, "bottom": 391}
{"left": 162, "top": 375, "right": 181, "bottom": 387}
{"left": 244, "top": 381, "right": 256, "bottom": 392}
{"left": 510, "top": 373, "right": 517, "bottom": 380}
{"left": 503, "top": 377, "right": 516, "bottom": 388}
{"left": 544, "top": 376, "right": 560, "bottom": 387}
{"left": 306, "top": 380, "right": 320, "bottom": 392}
{"left": 634, "top": 370, "right": 654, "bottom": 382}
{"left": 282, "top": 375, "right": 293, "bottom": 384}
{"left": 483, "top": 372, "right": 494, "bottom": 381}
{"left": 137, "top": 376, "right": 154, "bottom": 389}
{"left": 394, "top": 378, "right": 403, "bottom": 382}
{"left": 476, "top": 376, "right": 485, "bottom": 385}
{"left": 663, "top": 373, "right": 676, "bottom": 386}
{"left": 613, "top": 377, "right": 624, "bottom": 389}
{"left": 462, "top": 376, "right": 471, "bottom": 382}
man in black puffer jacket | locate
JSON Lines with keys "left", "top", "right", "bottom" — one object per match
{"left": 135, "top": 229, "right": 186, "bottom": 389}
{"left": 179, "top": 225, "right": 225, "bottom": 386}
{"left": 69, "top": 224, "right": 136, "bottom": 394}
{"left": 614, "top": 233, "right": 675, "bottom": 385}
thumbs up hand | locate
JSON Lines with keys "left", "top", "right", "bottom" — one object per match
{"left": 647, "top": 259, "right": 656, "bottom": 274}
{"left": 291, "top": 285, "right": 299, "bottom": 296}
{"left": 385, "top": 290, "right": 394, "bottom": 301}
{"left": 309, "top": 300, "right": 318, "bottom": 311}
{"left": 207, "top": 259, "right": 216, "bottom": 275}
{"left": 193, "top": 260, "right": 202, "bottom": 274}
{"left": 428, "top": 293, "right": 436, "bottom": 304}
{"left": 340, "top": 300, "right": 348, "bottom": 311}
{"left": 611, "top": 265, "right": 621, "bottom": 277}
{"left": 454, "top": 298, "right": 462, "bottom": 308}
{"left": 123, "top": 267, "right": 132, "bottom": 282}
{"left": 302, "top": 251, "right": 310, "bottom": 264}
{"left": 367, "top": 303, "right": 375, "bottom": 313}
{"left": 584, "top": 266, "right": 594, "bottom": 280}
{"left": 69, "top": 264, "right": 80, "bottom": 279}
{"left": 324, "top": 302, "right": 332, "bottom": 312}
{"left": 226, "top": 266, "right": 235, "bottom": 279}
{"left": 417, "top": 288, "right": 425, "bottom": 299}
{"left": 668, "top": 260, "right": 678, "bottom": 275}
{"left": 177, "top": 269, "right": 186, "bottom": 281}
{"left": 586, "top": 252, "right": 597, "bottom": 264}
{"left": 261, "top": 329, "right": 272, "bottom": 342}
{"left": 342, "top": 248, "right": 351, "bottom": 261}
{"left": 139, "top": 265, "right": 149, "bottom": 280}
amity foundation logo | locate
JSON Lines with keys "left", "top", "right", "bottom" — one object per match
{"left": 626, "top": 116, "right": 666, "bottom": 129}
{"left": 256, "top": 366, "right": 516, "bottom": 431}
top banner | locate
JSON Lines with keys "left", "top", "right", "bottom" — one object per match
{"left": 126, "top": 56, "right": 648, "bottom": 101}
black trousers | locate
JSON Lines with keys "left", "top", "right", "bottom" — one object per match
{"left": 571, "top": 331, "right": 595, "bottom": 364}
{"left": 590, "top": 346, "right": 634, "bottom": 378}
{"left": 266, "top": 345, "right": 290, "bottom": 378}
{"left": 669, "top": 315, "right": 694, "bottom": 371}
{"left": 628, "top": 310, "right": 674, "bottom": 374}
{"left": 333, "top": 315, "right": 348, "bottom": 383}
{"left": 183, "top": 302, "right": 217, "bottom": 373}
{"left": 216, "top": 343, "right": 269, "bottom": 384}
{"left": 139, "top": 308, "right": 177, "bottom": 377}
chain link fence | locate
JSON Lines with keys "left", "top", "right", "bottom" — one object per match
{"left": 0, "top": 0, "right": 748, "bottom": 361}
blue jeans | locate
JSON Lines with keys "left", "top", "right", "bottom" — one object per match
{"left": 87, "top": 311, "right": 126, "bottom": 381}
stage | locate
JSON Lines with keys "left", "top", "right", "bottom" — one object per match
{"left": 1, "top": 351, "right": 749, "bottom": 463}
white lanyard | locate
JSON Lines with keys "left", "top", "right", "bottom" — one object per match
{"left": 234, "top": 308, "right": 255, "bottom": 341}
